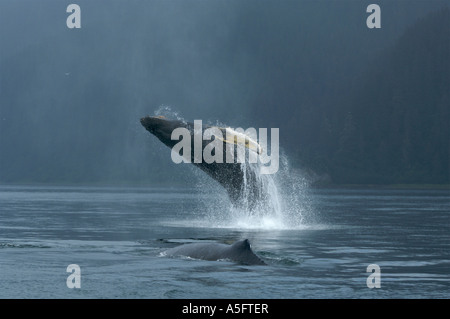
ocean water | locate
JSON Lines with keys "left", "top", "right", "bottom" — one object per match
{"left": 0, "top": 185, "right": 448, "bottom": 299}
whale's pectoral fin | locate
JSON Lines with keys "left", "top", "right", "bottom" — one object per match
{"left": 214, "top": 129, "right": 263, "bottom": 155}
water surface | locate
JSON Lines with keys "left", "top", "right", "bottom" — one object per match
{"left": 0, "top": 185, "right": 448, "bottom": 298}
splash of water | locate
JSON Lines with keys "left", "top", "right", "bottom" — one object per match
{"left": 199, "top": 148, "right": 312, "bottom": 230}
{"left": 154, "top": 105, "right": 185, "bottom": 122}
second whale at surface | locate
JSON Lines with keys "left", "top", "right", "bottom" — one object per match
{"left": 163, "top": 239, "right": 266, "bottom": 265}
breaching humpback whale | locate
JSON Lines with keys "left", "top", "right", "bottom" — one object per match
{"left": 163, "top": 239, "right": 266, "bottom": 265}
{"left": 140, "top": 116, "right": 266, "bottom": 209}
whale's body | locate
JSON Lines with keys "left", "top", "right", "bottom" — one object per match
{"left": 163, "top": 239, "right": 266, "bottom": 265}
{"left": 140, "top": 116, "right": 265, "bottom": 209}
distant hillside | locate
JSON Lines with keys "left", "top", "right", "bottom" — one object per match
{"left": 0, "top": 1, "right": 448, "bottom": 186}
{"left": 301, "top": 8, "right": 450, "bottom": 184}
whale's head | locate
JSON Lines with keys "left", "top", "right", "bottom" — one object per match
{"left": 140, "top": 116, "right": 187, "bottom": 148}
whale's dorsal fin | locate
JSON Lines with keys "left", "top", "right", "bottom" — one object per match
{"left": 231, "top": 239, "right": 251, "bottom": 251}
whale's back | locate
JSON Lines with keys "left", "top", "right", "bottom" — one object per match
{"left": 164, "top": 239, "right": 266, "bottom": 265}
